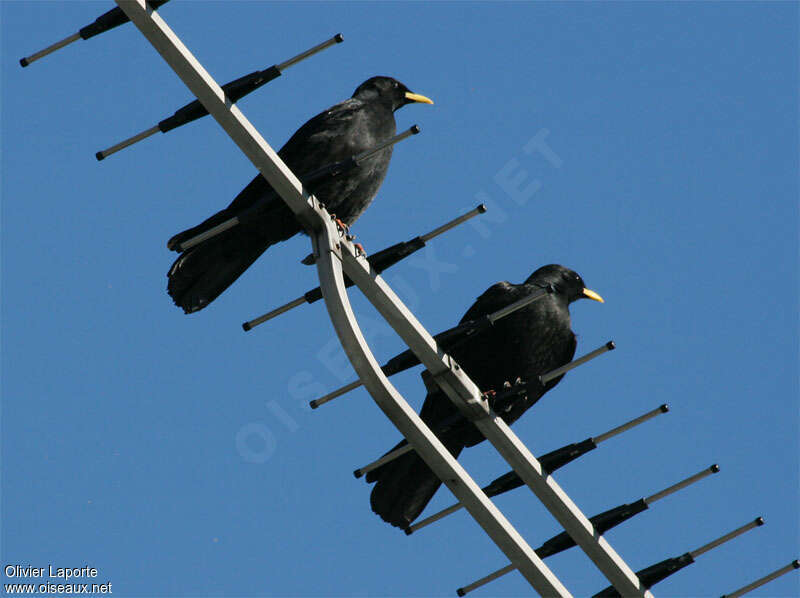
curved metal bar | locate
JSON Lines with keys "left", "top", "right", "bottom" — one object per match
{"left": 331, "top": 238, "right": 649, "bottom": 598}
{"left": 312, "top": 219, "right": 570, "bottom": 596}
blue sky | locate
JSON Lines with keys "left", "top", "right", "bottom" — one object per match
{"left": 2, "top": 2, "right": 798, "bottom": 597}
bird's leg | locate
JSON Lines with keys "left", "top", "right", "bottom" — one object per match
{"left": 481, "top": 389, "right": 496, "bottom": 401}
{"left": 353, "top": 242, "right": 366, "bottom": 257}
{"left": 331, "top": 215, "right": 350, "bottom": 236}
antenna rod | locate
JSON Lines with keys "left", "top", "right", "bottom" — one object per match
{"left": 720, "top": 560, "right": 799, "bottom": 598}
{"left": 406, "top": 404, "right": 670, "bottom": 535}
{"left": 539, "top": 465, "right": 721, "bottom": 559}
{"left": 243, "top": 204, "right": 487, "bottom": 330}
{"left": 457, "top": 566, "right": 514, "bottom": 597}
{"left": 593, "top": 517, "right": 765, "bottom": 597}
{"left": 309, "top": 287, "right": 552, "bottom": 408}
{"left": 353, "top": 443, "right": 413, "bottom": 479}
{"left": 95, "top": 33, "right": 343, "bottom": 160}
{"left": 20, "top": 1, "right": 170, "bottom": 67}
{"left": 275, "top": 34, "right": 344, "bottom": 71}
{"left": 644, "top": 464, "right": 719, "bottom": 504}
{"left": 593, "top": 404, "right": 669, "bottom": 444}
{"left": 455, "top": 465, "right": 719, "bottom": 595}
{"left": 19, "top": 33, "right": 81, "bottom": 68}
{"left": 689, "top": 517, "right": 764, "bottom": 559}
{"left": 420, "top": 204, "right": 488, "bottom": 243}
{"left": 540, "top": 341, "right": 615, "bottom": 384}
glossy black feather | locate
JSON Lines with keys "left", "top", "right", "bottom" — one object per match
{"left": 166, "top": 76, "right": 427, "bottom": 313}
{"left": 368, "top": 265, "right": 596, "bottom": 529}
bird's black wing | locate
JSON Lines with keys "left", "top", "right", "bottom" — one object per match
{"left": 459, "top": 281, "right": 520, "bottom": 324}
{"left": 279, "top": 98, "right": 394, "bottom": 221}
{"left": 414, "top": 282, "right": 521, "bottom": 425}
{"left": 167, "top": 99, "right": 366, "bottom": 251}
{"left": 278, "top": 99, "right": 365, "bottom": 170}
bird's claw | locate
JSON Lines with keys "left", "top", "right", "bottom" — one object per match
{"left": 353, "top": 242, "right": 366, "bottom": 257}
{"left": 332, "top": 216, "right": 350, "bottom": 235}
{"left": 481, "top": 389, "right": 496, "bottom": 401}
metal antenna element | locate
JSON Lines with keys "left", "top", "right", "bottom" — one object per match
{"left": 593, "top": 517, "right": 765, "bottom": 597}
{"left": 457, "top": 566, "right": 515, "bottom": 597}
{"left": 95, "top": 33, "right": 343, "bottom": 160}
{"left": 720, "top": 560, "right": 800, "bottom": 598}
{"left": 407, "top": 404, "right": 670, "bottom": 535}
{"left": 243, "top": 204, "right": 486, "bottom": 331}
{"left": 309, "top": 286, "right": 552, "bottom": 408}
{"left": 457, "top": 467, "right": 720, "bottom": 595}
{"left": 354, "top": 443, "right": 413, "bottom": 478}
{"left": 178, "top": 126, "right": 418, "bottom": 252}
{"left": 20, "top": 1, "right": 170, "bottom": 67}
{"left": 540, "top": 341, "right": 615, "bottom": 384}
{"left": 456, "top": 464, "right": 721, "bottom": 595}
{"left": 644, "top": 464, "right": 719, "bottom": 504}
{"left": 419, "top": 204, "right": 487, "bottom": 242}
{"left": 593, "top": 404, "right": 669, "bottom": 444}
{"left": 275, "top": 34, "right": 344, "bottom": 71}
{"left": 690, "top": 517, "right": 764, "bottom": 559}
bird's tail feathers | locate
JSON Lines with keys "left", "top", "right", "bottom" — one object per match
{"left": 368, "top": 436, "right": 464, "bottom": 529}
{"left": 166, "top": 202, "right": 301, "bottom": 313}
{"left": 167, "top": 229, "right": 267, "bottom": 314}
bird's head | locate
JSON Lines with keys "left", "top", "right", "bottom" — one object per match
{"left": 352, "top": 76, "right": 434, "bottom": 112}
{"left": 525, "top": 264, "right": 604, "bottom": 305}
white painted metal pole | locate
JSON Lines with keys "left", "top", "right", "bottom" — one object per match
{"left": 313, "top": 225, "right": 572, "bottom": 596}
{"left": 335, "top": 240, "right": 649, "bottom": 598}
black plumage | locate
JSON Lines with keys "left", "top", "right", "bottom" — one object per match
{"left": 166, "top": 76, "right": 433, "bottom": 313}
{"left": 367, "top": 264, "right": 604, "bottom": 529}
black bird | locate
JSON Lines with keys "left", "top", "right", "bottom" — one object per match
{"left": 166, "top": 76, "right": 433, "bottom": 313}
{"left": 367, "top": 264, "right": 604, "bottom": 529}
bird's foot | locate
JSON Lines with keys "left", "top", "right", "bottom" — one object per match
{"left": 332, "top": 216, "right": 350, "bottom": 235}
{"left": 353, "top": 242, "right": 366, "bottom": 257}
{"left": 481, "top": 389, "right": 496, "bottom": 401}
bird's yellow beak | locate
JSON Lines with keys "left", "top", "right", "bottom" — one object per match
{"left": 404, "top": 91, "right": 434, "bottom": 105}
{"left": 582, "top": 288, "right": 604, "bottom": 303}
